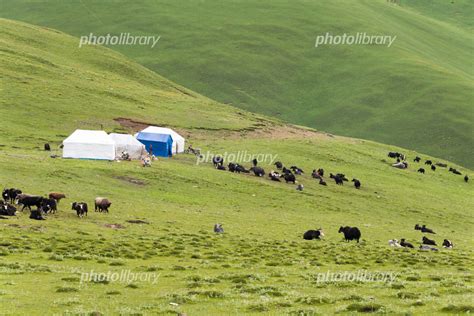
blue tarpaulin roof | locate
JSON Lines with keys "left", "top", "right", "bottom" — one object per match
{"left": 136, "top": 132, "right": 173, "bottom": 157}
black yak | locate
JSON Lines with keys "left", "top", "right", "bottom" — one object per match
{"left": 442, "top": 239, "right": 453, "bottom": 249}
{"left": 250, "top": 166, "right": 265, "bottom": 177}
{"left": 417, "top": 168, "right": 425, "bottom": 174}
{"left": 330, "top": 173, "right": 344, "bottom": 185}
{"left": 414, "top": 156, "right": 421, "bottom": 162}
{"left": 400, "top": 238, "right": 414, "bottom": 248}
{"left": 421, "top": 225, "right": 435, "bottom": 234}
{"left": 41, "top": 198, "right": 57, "bottom": 214}
{"left": 431, "top": 165, "right": 436, "bottom": 171}
{"left": 319, "top": 179, "right": 327, "bottom": 186}
{"left": 464, "top": 175, "right": 469, "bottom": 183}
{"left": 283, "top": 173, "right": 296, "bottom": 184}
{"left": 352, "top": 178, "right": 361, "bottom": 189}
{"left": 422, "top": 236, "right": 436, "bottom": 246}
{"left": 16, "top": 195, "right": 44, "bottom": 211}
{"left": 425, "top": 160, "right": 433, "bottom": 165}
{"left": 303, "top": 229, "right": 324, "bottom": 240}
{"left": 338, "top": 226, "right": 361, "bottom": 243}
{"left": 274, "top": 161, "right": 283, "bottom": 169}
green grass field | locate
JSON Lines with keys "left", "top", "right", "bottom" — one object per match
{"left": 0, "top": 18, "right": 473, "bottom": 315}
{"left": 1, "top": 0, "right": 472, "bottom": 167}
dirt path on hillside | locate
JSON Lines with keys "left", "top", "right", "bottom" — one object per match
{"left": 114, "top": 117, "right": 342, "bottom": 142}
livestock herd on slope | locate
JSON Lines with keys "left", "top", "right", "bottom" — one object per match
{"left": 0, "top": 148, "right": 469, "bottom": 250}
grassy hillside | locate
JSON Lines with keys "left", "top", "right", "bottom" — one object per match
{"left": 1, "top": 0, "right": 473, "bottom": 167}
{"left": 0, "top": 19, "right": 473, "bottom": 315}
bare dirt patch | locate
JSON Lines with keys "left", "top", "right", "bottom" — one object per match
{"left": 104, "top": 223, "right": 125, "bottom": 229}
{"left": 114, "top": 175, "right": 147, "bottom": 186}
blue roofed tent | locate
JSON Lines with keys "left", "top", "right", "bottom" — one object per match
{"left": 136, "top": 132, "right": 173, "bottom": 157}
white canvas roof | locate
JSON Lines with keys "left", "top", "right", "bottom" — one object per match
{"left": 63, "top": 130, "right": 115, "bottom": 160}
{"left": 109, "top": 133, "right": 146, "bottom": 159}
{"left": 138, "top": 126, "right": 185, "bottom": 153}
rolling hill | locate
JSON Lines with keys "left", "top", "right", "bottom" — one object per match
{"left": 1, "top": 0, "right": 472, "bottom": 167}
{"left": 0, "top": 19, "right": 473, "bottom": 315}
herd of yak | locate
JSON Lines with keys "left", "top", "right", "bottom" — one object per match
{"left": 0, "top": 149, "right": 468, "bottom": 250}
{"left": 210, "top": 151, "right": 467, "bottom": 249}
{"left": 212, "top": 156, "right": 362, "bottom": 189}
{"left": 0, "top": 189, "right": 111, "bottom": 220}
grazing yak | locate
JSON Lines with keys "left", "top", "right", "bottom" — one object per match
{"left": 414, "top": 224, "right": 422, "bottom": 231}
{"left": 303, "top": 229, "right": 324, "bottom": 240}
{"left": 388, "top": 152, "right": 405, "bottom": 160}
{"left": 41, "top": 198, "right": 57, "bottom": 214}
{"left": 16, "top": 194, "right": 44, "bottom": 211}
{"left": 49, "top": 192, "right": 66, "bottom": 203}
{"left": 414, "top": 156, "right": 421, "bottom": 162}
{"left": 352, "top": 178, "right": 361, "bottom": 189}
{"left": 2, "top": 188, "right": 22, "bottom": 203}
{"left": 425, "top": 160, "right": 433, "bottom": 165}
{"left": 44, "top": 143, "right": 51, "bottom": 151}
{"left": 252, "top": 158, "right": 258, "bottom": 167}
{"left": 421, "top": 225, "right": 435, "bottom": 234}
{"left": 268, "top": 171, "right": 281, "bottom": 182}
{"left": 330, "top": 173, "right": 344, "bottom": 185}
{"left": 228, "top": 163, "right": 249, "bottom": 174}
{"left": 214, "top": 223, "right": 224, "bottom": 233}
{"left": 449, "top": 167, "right": 462, "bottom": 175}
{"left": 212, "top": 156, "right": 224, "bottom": 168}
{"left": 283, "top": 173, "right": 296, "bottom": 184}
{"left": 290, "top": 166, "right": 304, "bottom": 175}
{"left": 400, "top": 238, "right": 414, "bottom": 248}
{"left": 435, "top": 162, "right": 447, "bottom": 168}
{"left": 319, "top": 179, "right": 327, "bottom": 186}
{"left": 72, "top": 202, "right": 88, "bottom": 217}
{"left": 422, "top": 236, "right": 437, "bottom": 246}
{"left": 442, "top": 239, "right": 453, "bottom": 249}
{"left": 392, "top": 161, "right": 408, "bottom": 169}
{"left": 464, "top": 175, "right": 469, "bottom": 183}
{"left": 338, "top": 226, "right": 361, "bottom": 243}
{"left": 29, "top": 209, "right": 45, "bottom": 220}
{"left": 274, "top": 161, "right": 283, "bottom": 170}
{"left": 250, "top": 166, "right": 265, "bottom": 177}
{"left": 431, "top": 165, "right": 436, "bottom": 171}
{"left": 94, "top": 197, "right": 111, "bottom": 213}
{"left": 0, "top": 201, "right": 16, "bottom": 216}
{"left": 417, "top": 168, "right": 425, "bottom": 174}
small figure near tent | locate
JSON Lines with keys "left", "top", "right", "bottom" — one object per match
{"left": 121, "top": 151, "right": 130, "bottom": 161}
{"left": 142, "top": 156, "right": 152, "bottom": 167}
{"left": 214, "top": 223, "right": 224, "bottom": 233}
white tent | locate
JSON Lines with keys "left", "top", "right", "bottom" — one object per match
{"left": 137, "top": 126, "right": 185, "bottom": 154}
{"left": 63, "top": 130, "right": 115, "bottom": 160}
{"left": 109, "top": 133, "right": 146, "bottom": 159}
